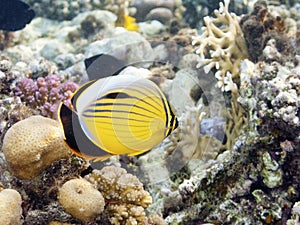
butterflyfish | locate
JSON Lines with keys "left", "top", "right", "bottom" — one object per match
{"left": 58, "top": 54, "right": 178, "bottom": 161}
{"left": 115, "top": 8, "right": 139, "bottom": 31}
{"left": 0, "top": 0, "right": 35, "bottom": 31}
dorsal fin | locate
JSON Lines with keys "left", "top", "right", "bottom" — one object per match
{"left": 84, "top": 54, "right": 126, "bottom": 80}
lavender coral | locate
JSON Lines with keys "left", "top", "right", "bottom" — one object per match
{"left": 15, "top": 74, "right": 78, "bottom": 118}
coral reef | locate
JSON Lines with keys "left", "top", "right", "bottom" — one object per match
{"left": 0, "top": 101, "right": 37, "bottom": 149}
{"left": 0, "top": 0, "right": 299, "bottom": 224}
{"left": 159, "top": 50, "right": 300, "bottom": 224}
{"left": 17, "top": 158, "right": 88, "bottom": 225}
{"left": 14, "top": 74, "right": 78, "bottom": 119}
{"left": 268, "top": 4, "right": 299, "bottom": 39}
{"left": 139, "top": 1, "right": 299, "bottom": 224}
{"left": 2, "top": 115, "right": 70, "bottom": 180}
{"left": 24, "top": 0, "right": 186, "bottom": 25}
{"left": 0, "top": 189, "right": 22, "bottom": 225}
{"left": 58, "top": 178, "right": 105, "bottom": 223}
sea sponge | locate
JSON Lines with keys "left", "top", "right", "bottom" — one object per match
{"left": 0, "top": 189, "right": 22, "bottom": 225}
{"left": 85, "top": 166, "right": 152, "bottom": 225}
{"left": 192, "top": 0, "right": 249, "bottom": 92}
{"left": 58, "top": 178, "right": 105, "bottom": 223}
{"left": 240, "top": 1, "right": 295, "bottom": 64}
{"left": 2, "top": 115, "right": 70, "bottom": 180}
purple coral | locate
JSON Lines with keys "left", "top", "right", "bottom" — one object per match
{"left": 14, "top": 78, "right": 38, "bottom": 104}
{"left": 15, "top": 74, "right": 78, "bottom": 118}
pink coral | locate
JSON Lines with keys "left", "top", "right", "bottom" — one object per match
{"left": 15, "top": 74, "right": 78, "bottom": 118}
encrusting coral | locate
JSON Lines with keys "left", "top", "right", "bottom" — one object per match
{"left": 85, "top": 166, "right": 153, "bottom": 225}
{"left": 238, "top": 59, "right": 300, "bottom": 139}
{"left": 287, "top": 201, "right": 300, "bottom": 225}
{"left": 0, "top": 188, "right": 22, "bottom": 225}
{"left": 1, "top": 115, "right": 70, "bottom": 180}
{"left": 14, "top": 74, "right": 78, "bottom": 119}
{"left": 58, "top": 178, "right": 105, "bottom": 223}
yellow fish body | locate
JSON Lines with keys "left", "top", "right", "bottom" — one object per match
{"left": 122, "top": 15, "right": 139, "bottom": 31}
{"left": 59, "top": 73, "right": 178, "bottom": 161}
{"left": 115, "top": 10, "right": 139, "bottom": 31}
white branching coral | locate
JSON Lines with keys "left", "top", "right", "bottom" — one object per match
{"left": 192, "top": 0, "right": 249, "bottom": 92}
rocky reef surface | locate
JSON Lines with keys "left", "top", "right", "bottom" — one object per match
{"left": 0, "top": 0, "right": 300, "bottom": 224}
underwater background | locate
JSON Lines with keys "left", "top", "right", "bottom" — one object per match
{"left": 0, "top": 0, "right": 300, "bottom": 224}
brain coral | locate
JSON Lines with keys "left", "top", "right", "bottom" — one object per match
{"left": 85, "top": 166, "right": 153, "bottom": 225}
{"left": 58, "top": 178, "right": 105, "bottom": 223}
{"left": 192, "top": 0, "right": 249, "bottom": 92}
{"left": 2, "top": 115, "right": 70, "bottom": 180}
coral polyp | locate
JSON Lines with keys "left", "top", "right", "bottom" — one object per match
{"left": 15, "top": 74, "right": 78, "bottom": 118}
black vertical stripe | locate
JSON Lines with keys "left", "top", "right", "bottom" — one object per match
{"left": 59, "top": 103, "right": 109, "bottom": 157}
{"left": 128, "top": 82, "right": 170, "bottom": 129}
{"left": 126, "top": 86, "right": 163, "bottom": 109}
{"left": 149, "top": 85, "right": 170, "bottom": 129}
{"left": 72, "top": 80, "right": 97, "bottom": 111}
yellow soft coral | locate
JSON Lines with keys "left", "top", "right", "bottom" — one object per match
{"left": 192, "top": 0, "right": 249, "bottom": 92}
